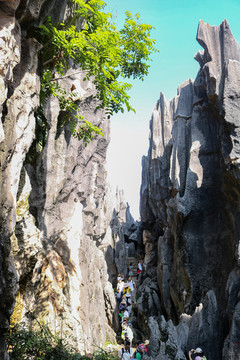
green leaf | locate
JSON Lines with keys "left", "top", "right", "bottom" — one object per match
{"left": 34, "top": 0, "right": 158, "bottom": 149}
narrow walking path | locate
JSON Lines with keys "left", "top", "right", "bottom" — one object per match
{"left": 126, "top": 257, "right": 138, "bottom": 281}
{"left": 115, "top": 256, "right": 148, "bottom": 359}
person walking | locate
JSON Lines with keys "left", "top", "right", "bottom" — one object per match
{"left": 188, "top": 347, "right": 207, "bottom": 360}
{"left": 137, "top": 260, "right": 143, "bottom": 279}
{"left": 118, "top": 340, "right": 133, "bottom": 360}
{"left": 127, "top": 276, "right": 136, "bottom": 302}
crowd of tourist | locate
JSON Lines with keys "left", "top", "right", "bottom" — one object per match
{"left": 116, "top": 260, "right": 149, "bottom": 360}
{"left": 115, "top": 260, "right": 208, "bottom": 360}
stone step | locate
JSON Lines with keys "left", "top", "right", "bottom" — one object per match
{"left": 126, "top": 257, "right": 139, "bottom": 281}
{"left": 126, "top": 258, "right": 138, "bottom": 268}
{"left": 125, "top": 257, "right": 139, "bottom": 301}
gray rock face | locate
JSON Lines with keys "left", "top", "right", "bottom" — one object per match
{"left": 0, "top": 3, "right": 40, "bottom": 358}
{"left": 109, "top": 189, "right": 141, "bottom": 282}
{"left": 12, "top": 45, "right": 116, "bottom": 355}
{"left": 140, "top": 20, "right": 240, "bottom": 359}
{"left": 0, "top": 0, "right": 121, "bottom": 357}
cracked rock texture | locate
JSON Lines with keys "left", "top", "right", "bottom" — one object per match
{"left": 0, "top": 1, "right": 130, "bottom": 358}
{"left": 140, "top": 20, "right": 240, "bottom": 360}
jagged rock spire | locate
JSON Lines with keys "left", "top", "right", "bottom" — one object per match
{"left": 140, "top": 19, "right": 240, "bottom": 359}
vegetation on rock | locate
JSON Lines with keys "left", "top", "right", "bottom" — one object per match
{"left": 34, "top": 0, "right": 157, "bottom": 149}
{"left": 6, "top": 322, "right": 118, "bottom": 360}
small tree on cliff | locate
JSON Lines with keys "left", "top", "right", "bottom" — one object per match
{"left": 35, "top": 0, "right": 158, "bottom": 147}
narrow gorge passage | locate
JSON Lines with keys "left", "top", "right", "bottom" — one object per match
{"left": 109, "top": 18, "right": 240, "bottom": 360}
{"left": 1, "top": 0, "right": 240, "bottom": 359}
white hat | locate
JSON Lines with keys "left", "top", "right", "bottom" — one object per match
{"left": 195, "top": 348, "right": 203, "bottom": 354}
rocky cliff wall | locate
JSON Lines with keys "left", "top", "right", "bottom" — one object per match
{"left": 0, "top": 1, "right": 40, "bottom": 357}
{"left": 0, "top": 1, "right": 127, "bottom": 358}
{"left": 140, "top": 20, "right": 240, "bottom": 360}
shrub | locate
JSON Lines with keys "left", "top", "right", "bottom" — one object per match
{"left": 6, "top": 322, "right": 118, "bottom": 360}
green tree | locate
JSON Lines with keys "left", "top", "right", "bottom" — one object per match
{"left": 36, "top": 0, "right": 158, "bottom": 147}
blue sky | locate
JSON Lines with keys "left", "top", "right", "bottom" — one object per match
{"left": 106, "top": 0, "right": 240, "bottom": 219}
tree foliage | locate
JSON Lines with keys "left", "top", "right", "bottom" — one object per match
{"left": 36, "top": 0, "right": 158, "bottom": 147}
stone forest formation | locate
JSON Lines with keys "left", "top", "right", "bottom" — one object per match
{"left": 0, "top": 1, "right": 240, "bottom": 359}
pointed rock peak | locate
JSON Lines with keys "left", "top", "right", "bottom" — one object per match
{"left": 177, "top": 78, "right": 193, "bottom": 96}
{"left": 160, "top": 91, "right": 166, "bottom": 100}
{"left": 220, "top": 18, "right": 233, "bottom": 34}
{"left": 154, "top": 92, "right": 166, "bottom": 112}
{"left": 159, "top": 92, "right": 166, "bottom": 108}
{"left": 222, "top": 18, "right": 230, "bottom": 27}
{"left": 126, "top": 202, "right": 136, "bottom": 223}
{"left": 195, "top": 19, "right": 219, "bottom": 67}
{"left": 195, "top": 19, "right": 240, "bottom": 69}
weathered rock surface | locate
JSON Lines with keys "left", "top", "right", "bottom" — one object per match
{"left": 0, "top": 2, "right": 142, "bottom": 357}
{"left": 109, "top": 189, "right": 141, "bottom": 282}
{"left": 0, "top": 2, "right": 41, "bottom": 357}
{"left": 140, "top": 19, "right": 240, "bottom": 359}
{"left": 0, "top": 1, "right": 127, "bottom": 358}
{"left": 3, "top": 5, "right": 240, "bottom": 360}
